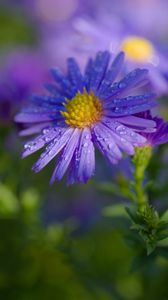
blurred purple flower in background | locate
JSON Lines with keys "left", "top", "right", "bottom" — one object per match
{"left": 107, "top": 0, "right": 168, "bottom": 40}
{"left": 65, "top": 17, "right": 168, "bottom": 94}
{"left": 15, "top": 51, "right": 157, "bottom": 184}
{"left": 36, "top": 0, "right": 168, "bottom": 94}
{"left": 140, "top": 112, "right": 168, "bottom": 146}
{"left": 0, "top": 50, "right": 47, "bottom": 123}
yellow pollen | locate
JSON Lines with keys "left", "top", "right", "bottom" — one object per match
{"left": 61, "top": 89, "right": 103, "bottom": 129}
{"left": 122, "top": 36, "right": 154, "bottom": 62}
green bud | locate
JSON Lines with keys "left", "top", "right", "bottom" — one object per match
{"left": 21, "top": 189, "right": 40, "bottom": 213}
{"left": 0, "top": 183, "right": 19, "bottom": 216}
{"left": 132, "top": 145, "right": 152, "bottom": 181}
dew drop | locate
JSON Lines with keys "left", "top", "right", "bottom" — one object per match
{"left": 120, "top": 138, "right": 126, "bottom": 143}
{"left": 43, "top": 128, "right": 50, "bottom": 134}
{"left": 24, "top": 141, "right": 37, "bottom": 150}
{"left": 84, "top": 134, "right": 90, "bottom": 140}
{"left": 119, "top": 82, "right": 126, "bottom": 88}
{"left": 43, "top": 137, "right": 50, "bottom": 142}
{"left": 116, "top": 125, "right": 125, "bottom": 132}
{"left": 24, "top": 144, "right": 29, "bottom": 150}
{"left": 130, "top": 132, "right": 135, "bottom": 137}
{"left": 108, "top": 143, "right": 113, "bottom": 149}
{"left": 49, "top": 149, "right": 55, "bottom": 156}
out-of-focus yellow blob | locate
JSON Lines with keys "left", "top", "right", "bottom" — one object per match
{"left": 122, "top": 36, "right": 154, "bottom": 62}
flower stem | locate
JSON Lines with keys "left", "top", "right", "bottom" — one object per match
{"left": 132, "top": 146, "right": 152, "bottom": 209}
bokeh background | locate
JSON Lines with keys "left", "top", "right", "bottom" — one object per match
{"left": 1, "top": 1, "right": 168, "bottom": 299}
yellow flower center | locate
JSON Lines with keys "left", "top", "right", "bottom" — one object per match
{"left": 122, "top": 36, "right": 154, "bottom": 62}
{"left": 61, "top": 89, "right": 103, "bottom": 129}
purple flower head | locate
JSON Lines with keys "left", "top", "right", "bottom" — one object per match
{"left": 42, "top": 0, "right": 168, "bottom": 95}
{"left": 139, "top": 111, "right": 168, "bottom": 146}
{"left": 66, "top": 15, "right": 168, "bottom": 95}
{"left": 94, "top": 0, "right": 168, "bottom": 40}
{"left": 15, "top": 51, "right": 157, "bottom": 184}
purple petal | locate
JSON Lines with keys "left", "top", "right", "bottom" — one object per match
{"left": 92, "top": 123, "right": 122, "bottom": 164}
{"left": 103, "top": 93, "right": 156, "bottom": 108}
{"left": 73, "top": 128, "right": 95, "bottom": 183}
{"left": 22, "top": 126, "right": 63, "bottom": 158}
{"left": 120, "top": 116, "right": 156, "bottom": 129}
{"left": 30, "top": 94, "right": 65, "bottom": 105}
{"left": 98, "top": 52, "right": 124, "bottom": 95}
{"left": 15, "top": 112, "right": 57, "bottom": 123}
{"left": 104, "top": 100, "right": 156, "bottom": 117}
{"left": 44, "top": 83, "right": 63, "bottom": 96}
{"left": 50, "top": 68, "right": 76, "bottom": 97}
{"left": 32, "top": 127, "right": 73, "bottom": 173}
{"left": 67, "top": 58, "right": 84, "bottom": 91}
{"left": 89, "top": 51, "right": 110, "bottom": 93}
{"left": 102, "top": 117, "right": 147, "bottom": 147}
{"left": 50, "top": 128, "right": 81, "bottom": 183}
{"left": 84, "top": 58, "right": 94, "bottom": 91}
{"left": 102, "top": 69, "right": 148, "bottom": 100}
{"left": 19, "top": 122, "right": 51, "bottom": 136}
{"left": 101, "top": 122, "right": 135, "bottom": 155}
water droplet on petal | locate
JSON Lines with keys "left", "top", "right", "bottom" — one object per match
{"left": 40, "top": 152, "right": 46, "bottom": 158}
{"left": 49, "top": 149, "right": 55, "bottom": 156}
{"left": 119, "top": 82, "right": 126, "bottom": 88}
{"left": 43, "top": 128, "right": 50, "bottom": 134}
{"left": 108, "top": 143, "right": 113, "bottom": 149}
{"left": 24, "top": 141, "right": 37, "bottom": 150}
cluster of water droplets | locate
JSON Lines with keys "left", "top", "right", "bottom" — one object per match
{"left": 103, "top": 118, "right": 146, "bottom": 147}
{"left": 51, "top": 68, "right": 77, "bottom": 99}
{"left": 101, "top": 68, "right": 147, "bottom": 100}
{"left": 92, "top": 123, "right": 122, "bottom": 162}
{"left": 89, "top": 52, "right": 110, "bottom": 93}
{"left": 71, "top": 129, "right": 95, "bottom": 182}
{"left": 32, "top": 128, "right": 73, "bottom": 173}
{"left": 23, "top": 126, "right": 63, "bottom": 158}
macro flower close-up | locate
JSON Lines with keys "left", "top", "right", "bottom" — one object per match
{"left": 15, "top": 51, "right": 157, "bottom": 184}
{"left": 1, "top": 2, "right": 168, "bottom": 300}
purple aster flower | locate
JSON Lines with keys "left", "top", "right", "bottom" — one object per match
{"left": 39, "top": 0, "right": 168, "bottom": 94}
{"left": 139, "top": 112, "right": 168, "bottom": 146}
{"left": 68, "top": 16, "right": 168, "bottom": 95}
{"left": 15, "top": 51, "right": 157, "bottom": 184}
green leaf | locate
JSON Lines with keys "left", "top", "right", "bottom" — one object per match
{"left": 156, "top": 246, "right": 168, "bottom": 259}
{"left": 146, "top": 242, "right": 156, "bottom": 256}
{"left": 161, "top": 210, "right": 168, "bottom": 222}
{"left": 103, "top": 204, "right": 128, "bottom": 218}
{"left": 125, "top": 206, "right": 138, "bottom": 223}
{"left": 95, "top": 181, "right": 123, "bottom": 197}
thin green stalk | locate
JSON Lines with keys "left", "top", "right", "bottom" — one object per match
{"left": 132, "top": 146, "right": 152, "bottom": 209}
